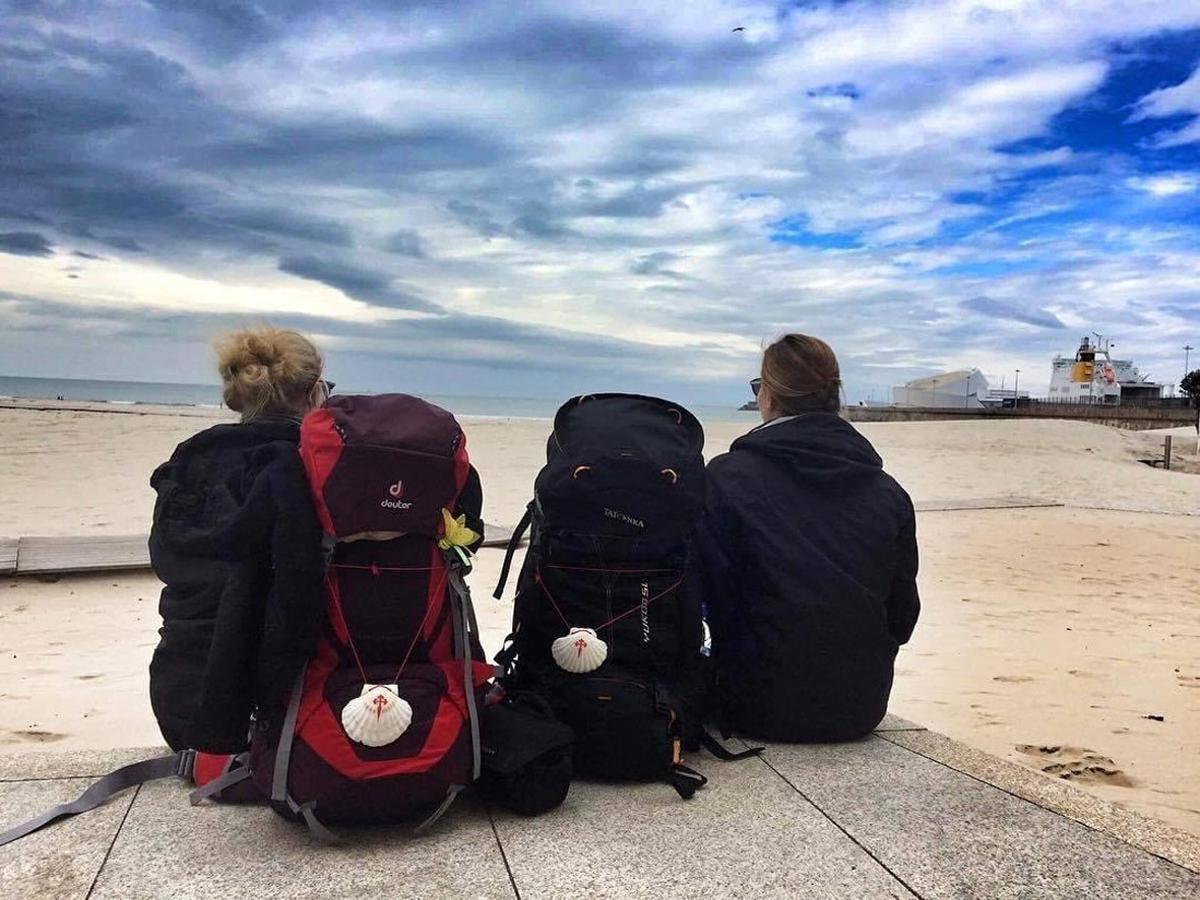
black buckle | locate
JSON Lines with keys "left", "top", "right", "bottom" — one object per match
{"left": 176, "top": 748, "right": 197, "bottom": 778}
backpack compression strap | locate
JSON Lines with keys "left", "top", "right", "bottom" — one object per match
{"left": 0, "top": 751, "right": 192, "bottom": 848}
{"left": 492, "top": 503, "right": 533, "bottom": 600}
{"left": 700, "top": 731, "right": 765, "bottom": 762}
{"left": 668, "top": 763, "right": 708, "bottom": 799}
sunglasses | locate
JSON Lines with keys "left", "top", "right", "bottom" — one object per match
{"left": 750, "top": 377, "right": 762, "bottom": 396}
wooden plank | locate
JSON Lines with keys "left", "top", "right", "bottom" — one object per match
{"left": 480, "top": 523, "right": 517, "bottom": 549}
{"left": 914, "top": 496, "right": 1064, "bottom": 513}
{"left": 8, "top": 524, "right": 522, "bottom": 576}
{"left": 0, "top": 538, "right": 17, "bottom": 575}
{"left": 15, "top": 534, "right": 150, "bottom": 575}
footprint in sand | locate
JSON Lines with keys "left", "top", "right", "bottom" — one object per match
{"left": 1014, "top": 744, "right": 1135, "bottom": 787}
{"left": 993, "top": 675, "right": 1035, "bottom": 683}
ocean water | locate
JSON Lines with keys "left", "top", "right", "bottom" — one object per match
{"left": 0, "top": 376, "right": 758, "bottom": 424}
{"left": 0, "top": 376, "right": 223, "bottom": 407}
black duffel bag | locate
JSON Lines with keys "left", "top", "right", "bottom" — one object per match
{"left": 476, "top": 690, "right": 574, "bottom": 816}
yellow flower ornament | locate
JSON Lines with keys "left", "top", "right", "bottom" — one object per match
{"left": 438, "top": 508, "right": 479, "bottom": 551}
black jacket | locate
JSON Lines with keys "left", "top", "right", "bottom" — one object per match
{"left": 694, "top": 414, "right": 919, "bottom": 742}
{"left": 148, "top": 419, "right": 326, "bottom": 753}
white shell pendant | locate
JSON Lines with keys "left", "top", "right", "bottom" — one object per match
{"left": 341, "top": 684, "right": 413, "bottom": 747}
{"left": 551, "top": 627, "right": 608, "bottom": 674}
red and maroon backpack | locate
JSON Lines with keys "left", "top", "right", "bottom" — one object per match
{"left": 249, "top": 393, "right": 492, "bottom": 836}
{"left": 0, "top": 394, "right": 491, "bottom": 848}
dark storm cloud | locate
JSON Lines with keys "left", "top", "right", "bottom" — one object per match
{"left": 205, "top": 123, "right": 508, "bottom": 179}
{"left": 446, "top": 201, "right": 508, "bottom": 238}
{"left": 630, "top": 251, "right": 682, "bottom": 276}
{"left": 439, "top": 15, "right": 765, "bottom": 92}
{"left": 0, "top": 290, "right": 719, "bottom": 383}
{"left": 963, "top": 296, "right": 1066, "bottom": 330}
{"left": 214, "top": 208, "right": 355, "bottom": 247}
{"left": 277, "top": 255, "right": 437, "bottom": 311}
{"left": 0, "top": 231, "right": 54, "bottom": 256}
{"left": 580, "top": 184, "right": 690, "bottom": 219}
{"left": 383, "top": 230, "right": 426, "bottom": 258}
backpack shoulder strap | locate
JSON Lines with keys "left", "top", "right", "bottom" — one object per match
{"left": 0, "top": 752, "right": 190, "bottom": 848}
{"left": 447, "top": 556, "right": 482, "bottom": 780}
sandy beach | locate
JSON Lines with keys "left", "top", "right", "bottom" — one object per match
{"left": 0, "top": 400, "right": 1197, "bottom": 834}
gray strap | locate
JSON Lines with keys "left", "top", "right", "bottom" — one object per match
{"left": 272, "top": 667, "right": 307, "bottom": 802}
{"left": 188, "top": 765, "right": 252, "bottom": 806}
{"left": 414, "top": 786, "right": 462, "bottom": 834}
{"left": 0, "top": 753, "right": 184, "bottom": 848}
{"left": 300, "top": 803, "right": 342, "bottom": 844}
{"left": 448, "top": 566, "right": 482, "bottom": 781}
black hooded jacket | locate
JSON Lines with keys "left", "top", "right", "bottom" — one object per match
{"left": 694, "top": 414, "right": 919, "bottom": 742}
{"left": 148, "top": 419, "right": 326, "bottom": 753}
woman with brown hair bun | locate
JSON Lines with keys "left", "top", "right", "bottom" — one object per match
{"left": 695, "top": 333, "right": 920, "bottom": 742}
{"left": 148, "top": 326, "right": 330, "bottom": 753}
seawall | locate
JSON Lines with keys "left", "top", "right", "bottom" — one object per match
{"left": 845, "top": 403, "right": 1198, "bottom": 431}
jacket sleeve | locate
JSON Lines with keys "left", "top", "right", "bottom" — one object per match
{"left": 455, "top": 465, "right": 485, "bottom": 551}
{"left": 887, "top": 495, "right": 920, "bottom": 645}
{"left": 692, "top": 473, "right": 743, "bottom": 648}
{"left": 256, "top": 449, "right": 327, "bottom": 716}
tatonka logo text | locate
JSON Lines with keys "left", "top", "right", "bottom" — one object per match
{"left": 604, "top": 508, "right": 644, "bottom": 529}
{"left": 381, "top": 481, "right": 412, "bottom": 510}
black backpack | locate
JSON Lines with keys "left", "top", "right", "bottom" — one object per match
{"left": 494, "top": 394, "right": 749, "bottom": 798}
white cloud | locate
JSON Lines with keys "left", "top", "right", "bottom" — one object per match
{"left": 1135, "top": 63, "right": 1200, "bottom": 119}
{"left": 1127, "top": 173, "right": 1199, "bottom": 197}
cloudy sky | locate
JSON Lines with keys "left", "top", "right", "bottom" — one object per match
{"left": 2, "top": 1, "right": 1199, "bottom": 405}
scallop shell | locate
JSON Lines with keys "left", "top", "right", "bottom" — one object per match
{"left": 341, "top": 684, "right": 413, "bottom": 747}
{"left": 551, "top": 627, "right": 608, "bottom": 674}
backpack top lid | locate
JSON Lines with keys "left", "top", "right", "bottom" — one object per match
{"left": 300, "top": 393, "right": 468, "bottom": 540}
{"left": 535, "top": 393, "right": 706, "bottom": 551}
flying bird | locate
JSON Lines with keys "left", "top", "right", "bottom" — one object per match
{"left": 732, "top": 26, "right": 746, "bottom": 32}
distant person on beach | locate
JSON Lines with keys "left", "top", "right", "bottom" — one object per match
{"left": 147, "top": 327, "right": 329, "bottom": 752}
{"left": 695, "top": 334, "right": 920, "bottom": 742}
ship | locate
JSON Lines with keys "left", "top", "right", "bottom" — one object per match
{"left": 1048, "top": 335, "right": 1162, "bottom": 404}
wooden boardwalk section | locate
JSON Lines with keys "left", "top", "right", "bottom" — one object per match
{"left": 3, "top": 500, "right": 1066, "bottom": 576}
{"left": 913, "top": 496, "right": 1063, "bottom": 512}
{"left": 2, "top": 525, "right": 520, "bottom": 577}
{"left": 0, "top": 539, "right": 17, "bottom": 576}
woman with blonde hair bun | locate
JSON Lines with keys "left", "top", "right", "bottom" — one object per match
{"left": 695, "top": 333, "right": 920, "bottom": 743}
{"left": 214, "top": 327, "right": 330, "bottom": 422}
{"left": 148, "top": 326, "right": 329, "bottom": 753}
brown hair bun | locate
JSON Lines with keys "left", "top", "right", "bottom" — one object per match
{"left": 761, "top": 333, "right": 842, "bottom": 415}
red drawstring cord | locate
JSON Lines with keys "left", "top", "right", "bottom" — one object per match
{"left": 389, "top": 568, "right": 449, "bottom": 683}
{"left": 326, "top": 571, "right": 369, "bottom": 683}
{"left": 329, "top": 563, "right": 437, "bottom": 577}
{"left": 326, "top": 567, "right": 450, "bottom": 686}
{"left": 534, "top": 566, "right": 684, "bottom": 632}
{"left": 540, "top": 564, "right": 675, "bottom": 574}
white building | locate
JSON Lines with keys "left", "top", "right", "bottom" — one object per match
{"left": 892, "top": 369, "right": 990, "bottom": 409}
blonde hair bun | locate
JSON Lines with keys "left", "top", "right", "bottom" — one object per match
{"left": 215, "top": 326, "right": 323, "bottom": 420}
